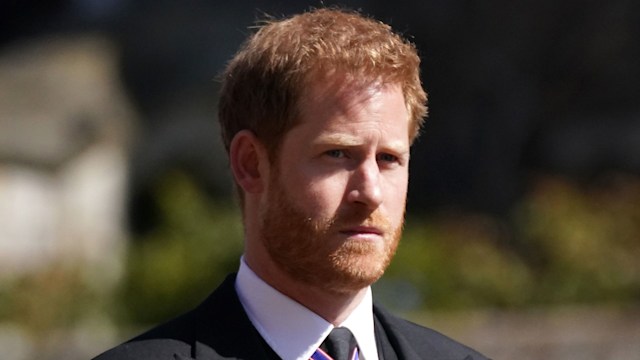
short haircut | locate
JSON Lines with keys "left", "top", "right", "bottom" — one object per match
{"left": 218, "top": 7, "right": 427, "bottom": 159}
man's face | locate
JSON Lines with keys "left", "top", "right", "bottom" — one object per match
{"left": 260, "top": 79, "right": 410, "bottom": 294}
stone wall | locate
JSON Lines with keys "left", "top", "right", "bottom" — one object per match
{"left": 0, "top": 35, "right": 136, "bottom": 283}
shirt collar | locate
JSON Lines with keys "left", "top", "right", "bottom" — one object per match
{"left": 235, "top": 257, "right": 379, "bottom": 360}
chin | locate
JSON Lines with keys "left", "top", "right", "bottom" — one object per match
{"left": 322, "top": 254, "right": 389, "bottom": 294}
{"left": 322, "top": 272, "right": 384, "bottom": 295}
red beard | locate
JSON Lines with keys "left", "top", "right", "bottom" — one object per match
{"left": 260, "top": 171, "right": 403, "bottom": 294}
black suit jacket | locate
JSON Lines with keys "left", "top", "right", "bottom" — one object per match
{"left": 94, "top": 274, "right": 488, "bottom": 359}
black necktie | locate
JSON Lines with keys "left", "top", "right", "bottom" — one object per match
{"left": 313, "top": 327, "right": 360, "bottom": 360}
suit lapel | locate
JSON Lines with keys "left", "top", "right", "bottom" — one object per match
{"left": 190, "top": 274, "right": 278, "bottom": 359}
{"left": 374, "top": 315, "right": 398, "bottom": 360}
{"left": 373, "top": 306, "right": 422, "bottom": 360}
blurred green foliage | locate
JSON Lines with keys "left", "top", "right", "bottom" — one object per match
{"left": 517, "top": 175, "right": 640, "bottom": 304}
{"left": 0, "top": 264, "right": 105, "bottom": 339}
{"left": 116, "top": 172, "right": 244, "bottom": 324}
{"left": 385, "top": 174, "right": 640, "bottom": 310}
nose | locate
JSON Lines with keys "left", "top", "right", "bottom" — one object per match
{"left": 346, "top": 158, "right": 383, "bottom": 209}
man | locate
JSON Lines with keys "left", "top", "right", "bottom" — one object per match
{"left": 95, "top": 8, "right": 488, "bottom": 360}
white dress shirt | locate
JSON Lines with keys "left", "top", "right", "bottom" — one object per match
{"left": 235, "top": 257, "right": 379, "bottom": 360}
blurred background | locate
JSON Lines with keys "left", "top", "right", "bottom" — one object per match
{"left": 1, "top": 0, "right": 639, "bottom": 359}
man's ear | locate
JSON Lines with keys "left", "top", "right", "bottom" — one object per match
{"left": 229, "top": 130, "right": 269, "bottom": 194}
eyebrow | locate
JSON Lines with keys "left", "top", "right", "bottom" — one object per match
{"left": 315, "top": 133, "right": 361, "bottom": 146}
{"left": 314, "top": 133, "right": 409, "bottom": 154}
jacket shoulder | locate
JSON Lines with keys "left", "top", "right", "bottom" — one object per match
{"left": 374, "top": 305, "right": 490, "bottom": 360}
{"left": 92, "top": 274, "right": 242, "bottom": 360}
{"left": 92, "top": 338, "right": 192, "bottom": 360}
{"left": 92, "top": 311, "right": 197, "bottom": 360}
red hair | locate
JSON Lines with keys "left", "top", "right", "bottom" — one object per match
{"left": 218, "top": 7, "right": 427, "bottom": 158}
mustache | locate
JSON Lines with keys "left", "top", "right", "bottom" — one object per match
{"left": 315, "top": 208, "right": 393, "bottom": 232}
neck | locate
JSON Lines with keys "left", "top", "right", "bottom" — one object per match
{"left": 244, "top": 250, "right": 367, "bottom": 325}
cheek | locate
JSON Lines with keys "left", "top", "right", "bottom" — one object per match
{"left": 281, "top": 166, "right": 348, "bottom": 215}
{"left": 307, "top": 179, "right": 348, "bottom": 213}
{"left": 383, "top": 173, "right": 409, "bottom": 217}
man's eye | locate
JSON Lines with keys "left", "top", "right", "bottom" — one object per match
{"left": 326, "top": 150, "right": 346, "bottom": 158}
{"left": 378, "top": 153, "right": 399, "bottom": 163}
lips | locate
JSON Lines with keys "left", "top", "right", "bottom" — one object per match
{"left": 334, "top": 212, "right": 391, "bottom": 239}
{"left": 339, "top": 225, "right": 384, "bottom": 237}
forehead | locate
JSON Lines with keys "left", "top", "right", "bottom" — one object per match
{"left": 300, "top": 72, "right": 384, "bottom": 107}
{"left": 297, "top": 75, "right": 409, "bottom": 126}
{"left": 286, "top": 76, "right": 411, "bottom": 150}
